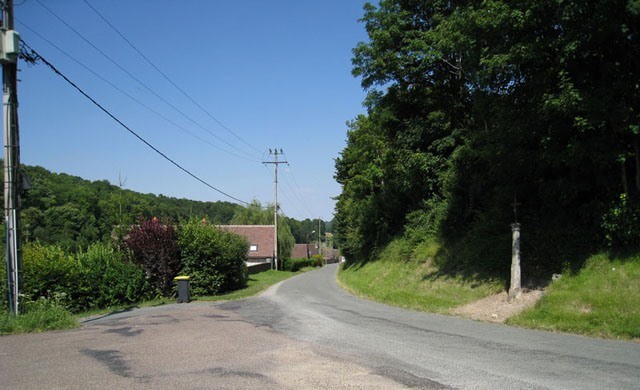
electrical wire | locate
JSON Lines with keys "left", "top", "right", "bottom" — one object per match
{"left": 283, "top": 167, "right": 316, "bottom": 218}
{"left": 20, "top": 40, "right": 250, "bottom": 206}
{"left": 82, "top": 0, "right": 263, "bottom": 155}
{"left": 33, "top": 0, "right": 259, "bottom": 161}
{"left": 281, "top": 151, "right": 316, "bottom": 219}
{"left": 262, "top": 163, "right": 306, "bottom": 219}
{"left": 16, "top": 20, "right": 260, "bottom": 163}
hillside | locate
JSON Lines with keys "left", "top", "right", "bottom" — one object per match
{"left": 334, "top": 1, "right": 640, "bottom": 282}
{"left": 4, "top": 164, "right": 241, "bottom": 251}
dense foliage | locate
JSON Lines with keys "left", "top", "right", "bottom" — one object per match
{"left": 287, "top": 218, "right": 327, "bottom": 244}
{"left": 14, "top": 242, "right": 151, "bottom": 313}
{"left": 11, "top": 164, "right": 240, "bottom": 252}
{"left": 178, "top": 219, "right": 249, "bottom": 295}
{"left": 335, "top": 0, "right": 640, "bottom": 278}
{"left": 122, "top": 217, "right": 180, "bottom": 296}
{"left": 282, "top": 254, "right": 325, "bottom": 272}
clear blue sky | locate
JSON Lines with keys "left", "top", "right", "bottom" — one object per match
{"left": 14, "top": 0, "right": 370, "bottom": 221}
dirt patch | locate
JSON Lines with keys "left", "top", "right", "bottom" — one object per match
{"left": 449, "top": 289, "right": 544, "bottom": 323}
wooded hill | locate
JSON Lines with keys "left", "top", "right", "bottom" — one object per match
{"left": 335, "top": 1, "right": 640, "bottom": 279}
{"left": 8, "top": 164, "right": 241, "bottom": 251}
{"left": 0, "top": 163, "right": 330, "bottom": 252}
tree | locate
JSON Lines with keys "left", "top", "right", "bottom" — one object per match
{"left": 336, "top": 0, "right": 640, "bottom": 275}
{"left": 122, "top": 218, "right": 180, "bottom": 296}
{"left": 231, "top": 200, "right": 295, "bottom": 265}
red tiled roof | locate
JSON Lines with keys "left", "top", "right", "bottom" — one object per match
{"left": 217, "top": 225, "right": 275, "bottom": 260}
{"left": 291, "top": 244, "right": 309, "bottom": 259}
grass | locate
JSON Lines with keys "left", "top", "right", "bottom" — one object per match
{"left": 339, "top": 235, "right": 640, "bottom": 340}
{"left": 193, "top": 268, "right": 311, "bottom": 301}
{"left": 1, "top": 298, "right": 78, "bottom": 335}
{"left": 338, "top": 238, "right": 503, "bottom": 314}
{"left": 3, "top": 268, "right": 311, "bottom": 335}
{"left": 507, "top": 253, "right": 640, "bottom": 340}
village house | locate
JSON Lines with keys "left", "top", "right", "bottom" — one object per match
{"left": 291, "top": 243, "right": 320, "bottom": 259}
{"left": 217, "top": 225, "right": 274, "bottom": 273}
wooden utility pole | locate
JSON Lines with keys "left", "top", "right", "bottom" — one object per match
{"left": 318, "top": 218, "right": 321, "bottom": 257}
{"left": 263, "top": 149, "right": 287, "bottom": 270}
{"left": 2, "top": 0, "right": 22, "bottom": 314}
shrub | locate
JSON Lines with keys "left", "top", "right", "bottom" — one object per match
{"left": 122, "top": 217, "right": 181, "bottom": 296}
{"left": 20, "top": 242, "right": 151, "bottom": 313}
{"left": 178, "top": 219, "right": 248, "bottom": 295}
{"left": 282, "top": 256, "right": 324, "bottom": 272}
{"left": 602, "top": 194, "right": 640, "bottom": 249}
{"left": 311, "top": 254, "right": 325, "bottom": 267}
{"left": 22, "top": 242, "right": 75, "bottom": 300}
{"left": 72, "top": 243, "right": 152, "bottom": 311}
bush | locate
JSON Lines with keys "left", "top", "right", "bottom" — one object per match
{"left": 22, "top": 242, "right": 76, "bottom": 301}
{"left": 282, "top": 256, "right": 324, "bottom": 272}
{"left": 602, "top": 194, "right": 640, "bottom": 249}
{"left": 311, "top": 254, "right": 325, "bottom": 267}
{"left": 20, "top": 242, "right": 151, "bottom": 313}
{"left": 178, "top": 219, "right": 248, "bottom": 295}
{"left": 72, "top": 243, "right": 152, "bottom": 312}
{"left": 122, "top": 217, "right": 181, "bottom": 296}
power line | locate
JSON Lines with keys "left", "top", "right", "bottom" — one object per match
{"left": 16, "top": 20, "right": 260, "bottom": 163}
{"left": 283, "top": 166, "right": 316, "bottom": 219}
{"left": 33, "top": 0, "right": 259, "bottom": 161}
{"left": 280, "top": 150, "right": 316, "bottom": 219}
{"left": 262, "top": 163, "right": 306, "bottom": 219}
{"left": 81, "top": 0, "right": 263, "bottom": 155}
{"left": 20, "top": 41, "right": 250, "bottom": 206}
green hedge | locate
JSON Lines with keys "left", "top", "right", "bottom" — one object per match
{"left": 18, "top": 242, "right": 152, "bottom": 313}
{"left": 178, "top": 220, "right": 248, "bottom": 295}
{"left": 282, "top": 254, "right": 324, "bottom": 272}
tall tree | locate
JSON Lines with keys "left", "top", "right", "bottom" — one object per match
{"left": 336, "top": 0, "right": 640, "bottom": 274}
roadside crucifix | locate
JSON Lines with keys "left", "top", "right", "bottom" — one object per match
{"left": 509, "top": 196, "right": 522, "bottom": 302}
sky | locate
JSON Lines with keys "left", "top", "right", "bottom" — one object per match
{"left": 13, "top": 0, "right": 371, "bottom": 221}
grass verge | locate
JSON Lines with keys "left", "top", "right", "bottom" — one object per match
{"left": 1, "top": 298, "right": 78, "bottom": 335}
{"left": 338, "top": 238, "right": 502, "bottom": 314}
{"left": 507, "top": 253, "right": 640, "bottom": 340}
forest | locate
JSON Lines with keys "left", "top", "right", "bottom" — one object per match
{"left": 1, "top": 163, "right": 328, "bottom": 253}
{"left": 334, "top": 0, "right": 640, "bottom": 279}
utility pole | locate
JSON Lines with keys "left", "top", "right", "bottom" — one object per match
{"left": 2, "top": 0, "right": 22, "bottom": 315}
{"left": 263, "top": 149, "right": 287, "bottom": 270}
{"left": 318, "top": 218, "right": 321, "bottom": 257}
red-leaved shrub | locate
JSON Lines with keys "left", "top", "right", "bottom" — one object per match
{"left": 122, "top": 218, "right": 180, "bottom": 296}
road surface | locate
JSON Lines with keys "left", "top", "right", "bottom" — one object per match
{"left": 1, "top": 264, "right": 639, "bottom": 389}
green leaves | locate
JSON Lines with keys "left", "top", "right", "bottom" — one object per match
{"left": 337, "top": 0, "right": 640, "bottom": 272}
{"left": 178, "top": 219, "right": 248, "bottom": 295}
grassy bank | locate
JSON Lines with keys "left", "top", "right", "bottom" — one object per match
{"left": 338, "top": 239, "right": 503, "bottom": 314}
{"left": 338, "top": 236, "right": 640, "bottom": 340}
{"left": 0, "top": 297, "right": 79, "bottom": 334}
{"left": 2, "top": 268, "right": 308, "bottom": 335}
{"left": 507, "top": 253, "right": 640, "bottom": 340}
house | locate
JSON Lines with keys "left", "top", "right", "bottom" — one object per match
{"left": 291, "top": 243, "right": 320, "bottom": 259}
{"left": 217, "top": 225, "right": 274, "bottom": 273}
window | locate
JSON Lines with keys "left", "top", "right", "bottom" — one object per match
{"left": 249, "top": 244, "right": 258, "bottom": 252}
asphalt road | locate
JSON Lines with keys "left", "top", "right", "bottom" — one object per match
{"left": 219, "top": 264, "right": 640, "bottom": 389}
{"left": 1, "top": 264, "right": 639, "bottom": 389}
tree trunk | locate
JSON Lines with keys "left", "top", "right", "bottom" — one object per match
{"left": 634, "top": 139, "right": 640, "bottom": 193}
{"left": 622, "top": 160, "right": 629, "bottom": 195}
